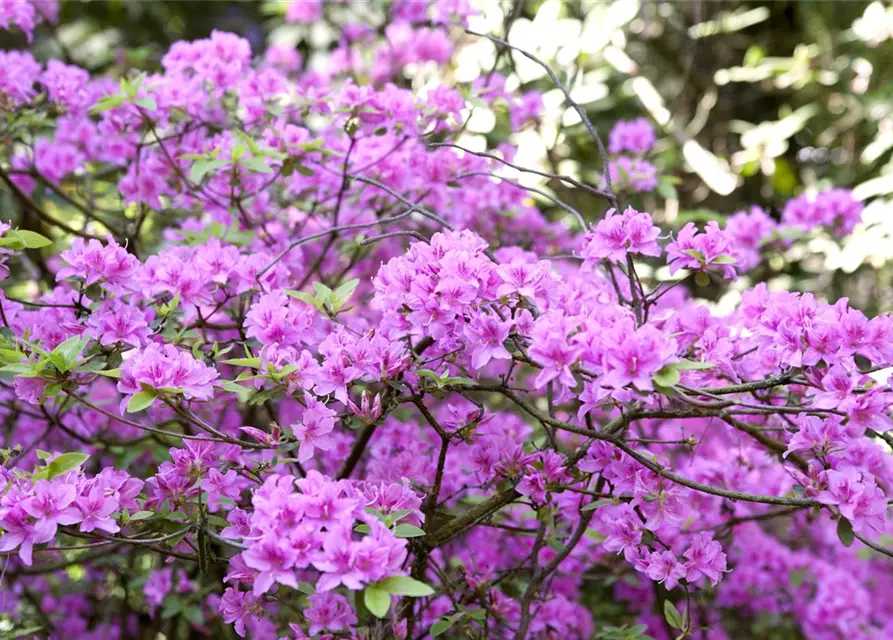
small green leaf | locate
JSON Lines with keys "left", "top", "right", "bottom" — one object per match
{"left": 126, "top": 390, "right": 157, "bottom": 413}
{"left": 285, "top": 289, "right": 322, "bottom": 310}
{"left": 297, "top": 582, "right": 316, "bottom": 595}
{"left": 160, "top": 596, "right": 184, "bottom": 619}
{"left": 430, "top": 620, "right": 454, "bottom": 636}
{"left": 183, "top": 606, "right": 204, "bottom": 625}
{"left": 694, "top": 271, "right": 711, "bottom": 287}
{"left": 581, "top": 499, "right": 614, "bottom": 512}
{"left": 682, "top": 249, "right": 705, "bottom": 262}
{"left": 672, "top": 360, "right": 714, "bottom": 371}
{"left": 710, "top": 254, "right": 737, "bottom": 265}
{"left": 134, "top": 97, "right": 157, "bottom": 111}
{"left": 378, "top": 575, "right": 435, "bottom": 597}
{"left": 312, "top": 281, "right": 334, "bottom": 300}
{"left": 0, "top": 363, "right": 34, "bottom": 374}
{"left": 388, "top": 509, "right": 414, "bottom": 523}
{"left": 91, "top": 95, "right": 126, "bottom": 113}
{"left": 663, "top": 600, "right": 684, "bottom": 629}
{"left": 394, "top": 524, "right": 426, "bottom": 538}
{"left": 221, "top": 357, "right": 262, "bottom": 368}
{"left": 191, "top": 159, "right": 228, "bottom": 183}
{"left": 95, "top": 368, "right": 122, "bottom": 378}
{"left": 364, "top": 586, "right": 391, "bottom": 618}
{"left": 47, "top": 452, "right": 90, "bottom": 478}
{"left": 657, "top": 181, "right": 678, "bottom": 201}
{"left": 52, "top": 336, "right": 87, "bottom": 372}
{"left": 652, "top": 365, "right": 681, "bottom": 388}
{"left": 837, "top": 517, "right": 855, "bottom": 547}
{"left": 333, "top": 278, "right": 359, "bottom": 305}
{"left": 240, "top": 156, "right": 273, "bottom": 174}
{"left": 15, "top": 230, "right": 53, "bottom": 249}
{"left": 129, "top": 510, "right": 155, "bottom": 520}
{"left": 354, "top": 523, "right": 371, "bottom": 534}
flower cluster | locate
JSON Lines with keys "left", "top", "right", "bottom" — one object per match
{"left": 0, "top": 461, "right": 141, "bottom": 565}
{"left": 783, "top": 188, "right": 865, "bottom": 236}
{"left": 606, "top": 118, "right": 659, "bottom": 193}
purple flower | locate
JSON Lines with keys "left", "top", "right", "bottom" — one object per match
{"left": 57, "top": 236, "right": 140, "bottom": 291}
{"left": 602, "top": 325, "right": 675, "bottom": 392}
{"left": 242, "top": 536, "right": 299, "bottom": 596}
{"left": 683, "top": 533, "right": 728, "bottom": 585}
{"left": 608, "top": 156, "right": 658, "bottom": 192}
{"left": 74, "top": 486, "right": 119, "bottom": 534}
{"left": 782, "top": 189, "right": 863, "bottom": 237}
{"left": 581, "top": 207, "right": 661, "bottom": 265}
{"left": 117, "top": 343, "right": 218, "bottom": 405}
{"left": 638, "top": 550, "right": 685, "bottom": 590}
{"left": 218, "top": 588, "right": 262, "bottom": 638}
{"left": 608, "top": 117, "right": 656, "bottom": 155}
{"left": 666, "top": 221, "right": 738, "bottom": 280}
{"left": 291, "top": 397, "right": 337, "bottom": 463}
{"left": 304, "top": 592, "right": 358, "bottom": 636}
{"left": 784, "top": 415, "right": 850, "bottom": 459}
{"left": 143, "top": 568, "right": 173, "bottom": 616}
{"left": 463, "top": 313, "right": 513, "bottom": 370}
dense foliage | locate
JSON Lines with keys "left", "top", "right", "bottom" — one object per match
{"left": 2, "top": 1, "right": 893, "bottom": 639}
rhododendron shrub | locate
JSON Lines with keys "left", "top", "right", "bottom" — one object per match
{"left": 1, "top": 2, "right": 892, "bottom": 639}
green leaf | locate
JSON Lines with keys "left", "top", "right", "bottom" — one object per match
{"left": 160, "top": 596, "right": 184, "bottom": 619}
{"left": 285, "top": 289, "right": 322, "bottom": 310}
{"left": 52, "top": 336, "right": 87, "bottom": 372}
{"left": 297, "top": 582, "right": 316, "bottom": 595}
{"left": 333, "top": 278, "right": 359, "bottom": 305}
{"left": 837, "top": 517, "right": 855, "bottom": 547}
{"left": 387, "top": 509, "right": 414, "bottom": 524}
{"left": 657, "top": 181, "right": 678, "bottom": 201}
{"left": 663, "top": 600, "right": 684, "bottom": 630}
{"left": 129, "top": 510, "right": 155, "bottom": 520}
{"left": 364, "top": 586, "right": 391, "bottom": 618}
{"left": 95, "top": 368, "right": 122, "bottom": 378}
{"left": 240, "top": 156, "right": 273, "bottom": 174}
{"left": 430, "top": 620, "right": 454, "bottom": 636}
{"left": 191, "top": 159, "right": 228, "bottom": 183}
{"left": 134, "top": 97, "right": 157, "bottom": 111}
{"left": 183, "top": 606, "right": 204, "bottom": 625}
{"left": 221, "top": 357, "right": 262, "bottom": 368}
{"left": 378, "top": 575, "right": 435, "bottom": 597}
{"left": 47, "top": 452, "right": 90, "bottom": 479}
{"left": 10, "top": 626, "right": 46, "bottom": 639}
{"left": 581, "top": 499, "right": 615, "bottom": 512}
{"left": 652, "top": 365, "right": 681, "bottom": 388}
{"left": 0, "top": 363, "right": 34, "bottom": 375}
{"left": 0, "top": 348, "right": 24, "bottom": 364}
{"left": 681, "top": 249, "right": 705, "bottom": 262}
{"left": 312, "top": 281, "right": 334, "bottom": 300}
{"left": 394, "top": 524, "right": 426, "bottom": 538}
{"left": 710, "top": 254, "right": 737, "bottom": 265}
{"left": 354, "top": 523, "right": 371, "bottom": 534}
{"left": 671, "top": 360, "right": 714, "bottom": 371}
{"left": 126, "top": 390, "right": 157, "bottom": 413}
{"left": 15, "top": 230, "right": 53, "bottom": 249}
{"left": 91, "top": 94, "right": 126, "bottom": 113}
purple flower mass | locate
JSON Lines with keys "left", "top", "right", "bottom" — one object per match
{"left": 0, "top": 1, "right": 888, "bottom": 639}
